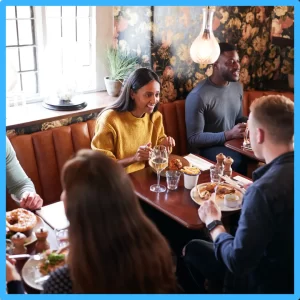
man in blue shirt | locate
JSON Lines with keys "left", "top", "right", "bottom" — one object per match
{"left": 185, "top": 43, "right": 248, "bottom": 174}
{"left": 179, "top": 95, "right": 294, "bottom": 293}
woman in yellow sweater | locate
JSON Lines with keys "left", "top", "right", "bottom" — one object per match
{"left": 91, "top": 68, "right": 175, "bottom": 173}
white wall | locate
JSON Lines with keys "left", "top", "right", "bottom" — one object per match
{"left": 95, "top": 6, "right": 114, "bottom": 91}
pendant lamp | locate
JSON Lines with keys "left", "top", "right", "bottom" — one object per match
{"left": 190, "top": 6, "right": 220, "bottom": 64}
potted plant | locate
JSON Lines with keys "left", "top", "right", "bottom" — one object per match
{"left": 104, "top": 47, "right": 138, "bottom": 97}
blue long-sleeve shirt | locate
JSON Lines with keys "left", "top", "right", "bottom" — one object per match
{"left": 214, "top": 152, "right": 294, "bottom": 293}
{"left": 185, "top": 78, "right": 247, "bottom": 149}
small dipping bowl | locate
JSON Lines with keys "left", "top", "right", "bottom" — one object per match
{"left": 224, "top": 194, "right": 240, "bottom": 208}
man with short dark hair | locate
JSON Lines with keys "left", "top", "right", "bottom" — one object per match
{"left": 179, "top": 95, "right": 294, "bottom": 293}
{"left": 185, "top": 42, "right": 248, "bottom": 174}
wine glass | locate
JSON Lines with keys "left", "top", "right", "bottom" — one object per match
{"left": 243, "top": 123, "right": 250, "bottom": 148}
{"left": 149, "top": 145, "right": 169, "bottom": 193}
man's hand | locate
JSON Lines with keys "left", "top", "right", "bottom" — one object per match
{"left": 134, "top": 142, "right": 152, "bottom": 162}
{"left": 225, "top": 123, "right": 246, "bottom": 140}
{"left": 20, "top": 192, "right": 43, "bottom": 210}
{"left": 198, "top": 199, "right": 222, "bottom": 226}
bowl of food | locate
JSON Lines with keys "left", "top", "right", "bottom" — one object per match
{"left": 150, "top": 154, "right": 190, "bottom": 177}
{"left": 6, "top": 208, "right": 37, "bottom": 238}
{"left": 224, "top": 193, "right": 240, "bottom": 208}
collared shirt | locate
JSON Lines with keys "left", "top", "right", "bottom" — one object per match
{"left": 214, "top": 152, "right": 294, "bottom": 293}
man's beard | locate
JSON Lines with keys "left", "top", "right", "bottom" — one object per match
{"left": 222, "top": 71, "right": 239, "bottom": 82}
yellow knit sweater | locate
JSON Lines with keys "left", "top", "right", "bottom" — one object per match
{"left": 91, "top": 110, "right": 166, "bottom": 173}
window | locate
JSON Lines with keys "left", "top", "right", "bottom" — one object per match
{"left": 6, "top": 6, "right": 96, "bottom": 104}
{"left": 6, "top": 6, "right": 38, "bottom": 95}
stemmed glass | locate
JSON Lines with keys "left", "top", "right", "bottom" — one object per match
{"left": 243, "top": 123, "right": 251, "bottom": 148}
{"left": 149, "top": 145, "right": 169, "bottom": 193}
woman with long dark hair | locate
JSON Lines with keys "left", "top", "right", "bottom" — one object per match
{"left": 91, "top": 67, "right": 175, "bottom": 173}
{"left": 42, "top": 150, "right": 178, "bottom": 293}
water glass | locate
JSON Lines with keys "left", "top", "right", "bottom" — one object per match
{"left": 166, "top": 170, "right": 181, "bottom": 190}
{"left": 210, "top": 165, "right": 223, "bottom": 183}
{"left": 55, "top": 228, "right": 69, "bottom": 249}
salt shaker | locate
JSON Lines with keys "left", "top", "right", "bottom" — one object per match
{"left": 35, "top": 227, "right": 50, "bottom": 253}
{"left": 11, "top": 232, "right": 27, "bottom": 255}
{"left": 224, "top": 156, "right": 234, "bottom": 177}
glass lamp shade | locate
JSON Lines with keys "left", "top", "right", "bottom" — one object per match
{"left": 190, "top": 7, "right": 220, "bottom": 64}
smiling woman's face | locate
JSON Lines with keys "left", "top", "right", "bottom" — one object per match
{"left": 130, "top": 80, "right": 160, "bottom": 117}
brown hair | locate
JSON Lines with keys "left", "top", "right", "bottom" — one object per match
{"left": 61, "top": 150, "right": 178, "bottom": 293}
{"left": 250, "top": 95, "right": 294, "bottom": 144}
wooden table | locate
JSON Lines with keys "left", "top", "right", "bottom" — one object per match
{"left": 129, "top": 167, "right": 246, "bottom": 230}
{"left": 225, "top": 139, "right": 265, "bottom": 163}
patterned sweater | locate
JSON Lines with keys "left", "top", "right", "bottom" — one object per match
{"left": 91, "top": 110, "right": 166, "bottom": 173}
{"left": 42, "top": 265, "right": 72, "bottom": 294}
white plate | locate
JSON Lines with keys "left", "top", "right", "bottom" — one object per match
{"left": 190, "top": 182, "right": 244, "bottom": 212}
{"left": 22, "top": 258, "right": 44, "bottom": 291}
{"left": 24, "top": 216, "right": 45, "bottom": 246}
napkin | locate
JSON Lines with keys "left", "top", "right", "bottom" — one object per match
{"left": 233, "top": 175, "right": 253, "bottom": 185}
{"left": 183, "top": 153, "right": 214, "bottom": 171}
{"left": 36, "top": 201, "right": 69, "bottom": 230}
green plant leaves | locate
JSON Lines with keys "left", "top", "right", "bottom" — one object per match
{"left": 107, "top": 47, "right": 138, "bottom": 81}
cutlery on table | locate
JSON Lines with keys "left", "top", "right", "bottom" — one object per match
{"left": 8, "top": 253, "right": 45, "bottom": 261}
{"left": 34, "top": 275, "right": 50, "bottom": 284}
{"left": 219, "top": 175, "right": 246, "bottom": 193}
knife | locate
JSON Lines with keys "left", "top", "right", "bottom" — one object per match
{"left": 219, "top": 175, "right": 246, "bottom": 193}
{"left": 35, "top": 275, "right": 50, "bottom": 284}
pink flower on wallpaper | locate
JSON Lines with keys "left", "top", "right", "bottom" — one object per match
{"left": 163, "top": 66, "right": 175, "bottom": 79}
{"left": 116, "top": 16, "right": 128, "bottom": 32}
{"left": 242, "top": 24, "right": 252, "bottom": 40}
{"left": 212, "top": 16, "right": 221, "bottom": 31}
{"left": 271, "top": 19, "right": 283, "bottom": 37}
{"left": 256, "top": 7, "right": 266, "bottom": 23}
{"left": 280, "top": 16, "right": 294, "bottom": 29}
{"left": 241, "top": 55, "right": 250, "bottom": 66}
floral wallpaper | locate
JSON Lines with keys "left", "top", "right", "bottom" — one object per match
{"left": 7, "top": 6, "right": 294, "bottom": 136}
{"left": 114, "top": 6, "right": 294, "bottom": 102}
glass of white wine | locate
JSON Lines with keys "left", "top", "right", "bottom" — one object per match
{"left": 149, "top": 145, "right": 169, "bottom": 193}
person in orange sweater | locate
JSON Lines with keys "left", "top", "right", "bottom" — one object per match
{"left": 91, "top": 68, "right": 175, "bottom": 173}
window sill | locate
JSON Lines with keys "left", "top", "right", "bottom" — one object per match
{"left": 6, "top": 92, "right": 116, "bottom": 130}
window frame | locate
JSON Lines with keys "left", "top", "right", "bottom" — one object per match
{"left": 6, "top": 6, "right": 99, "bottom": 104}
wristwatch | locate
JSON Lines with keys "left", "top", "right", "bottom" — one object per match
{"left": 206, "top": 220, "right": 223, "bottom": 232}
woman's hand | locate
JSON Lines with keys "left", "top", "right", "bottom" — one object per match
{"left": 159, "top": 136, "right": 175, "bottom": 153}
{"left": 20, "top": 192, "right": 43, "bottom": 210}
{"left": 134, "top": 142, "right": 153, "bottom": 162}
{"left": 6, "top": 256, "right": 21, "bottom": 282}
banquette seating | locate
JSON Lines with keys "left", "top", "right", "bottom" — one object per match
{"left": 6, "top": 90, "right": 294, "bottom": 210}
